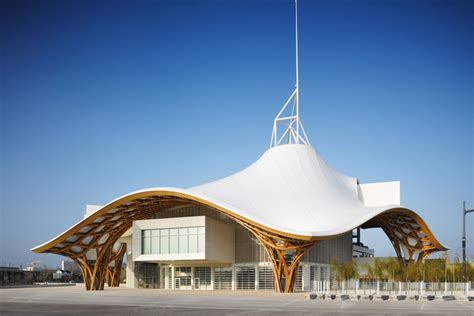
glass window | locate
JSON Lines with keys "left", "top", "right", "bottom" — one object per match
{"left": 160, "top": 229, "right": 169, "bottom": 254}
{"left": 142, "top": 233, "right": 151, "bottom": 254}
{"left": 169, "top": 228, "right": 179, "bottom": 254}
{"left": 151, "top": 235, "right": 160, "bottom": 254}
{"left": 142, "top": 226, "right": 205, "bottom": 255}
{"left": 198, "top": 233, "right": 205, "bottom": 253}
{"left": 179, "top": 234, "right": 188, "bottom": 253}
{"left": 170, "top": 228, "right": 178, "bottom": 236}
{"left": 188, "top": 234, "right": 198, "bottom": 253}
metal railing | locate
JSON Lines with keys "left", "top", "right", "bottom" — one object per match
{"left": 310, "top": 280, "right": 473, "bottom": 297}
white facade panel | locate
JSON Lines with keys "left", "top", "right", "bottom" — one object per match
{"left": 84, "top": 204, "right": 102, "bottom": 218}
{"left": 206, "top": 217, "right": 235, "bottom": 263}
{"left": 358, "top": 181, "right": 400, "bottom": 207}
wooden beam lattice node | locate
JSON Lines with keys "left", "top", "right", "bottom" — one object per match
{"left": 42, "top": 195, "right": 444, "bottom": 293}
{"left": 107, "top": 243, "right": 127, "bottom": 287}
{"left": 231, "top": 219, "right": 315, "bottom": 293}
{"left": 47, "top": 195, "right": 318, "bottom": 292}
{"left": 367, "top": 211, "right": 439, "bottom": 266}
{"left": 49, "top": 196, "right": 189, "bottom": 291}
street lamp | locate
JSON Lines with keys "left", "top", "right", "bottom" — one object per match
{"left": 462, "top": 201, "right": 474, "bottom": 281}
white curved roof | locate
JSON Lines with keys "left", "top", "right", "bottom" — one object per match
{"left": 189, "top": 144, "right": 399, "bottom": 237}
{"left": 32, "top": 143, "right": 447, "bottom": 257}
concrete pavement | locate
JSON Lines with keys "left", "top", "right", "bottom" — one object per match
{"left": 1, "top": 285, "right": 473, "bottom": 315}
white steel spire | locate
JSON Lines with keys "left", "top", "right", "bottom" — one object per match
{"left": 270, "top": 0, "right": 310, "bottom": 148}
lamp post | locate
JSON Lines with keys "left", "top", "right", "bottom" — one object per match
{"left": 462, "top": 201, "right": 474, "bottom": 281}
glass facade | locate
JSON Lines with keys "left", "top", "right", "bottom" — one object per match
{"left": 135, "top": 263, "right": 327, "bottom": 291}
{"left": 295, "top": 266, "right": 303, "bottom": 292}
{"left": 214, "top": 267, "right": 232, "bottom": 290}
{"left": 194, "top": 266, "right": 211, "bottom": 290}
{"left": 236, "top": 266, "right": 255, "bottom": 290}
{"left": 135, "top": 262, "right": 160, "bottom": 289}
{"left": 175, "top": 267, "right": 192, "bottom": 289}
{"left": 141, "top": 226, "right": 205, "bottom": 255}
{"left": 258, "top": 266, "right": 274, "bottom": 290}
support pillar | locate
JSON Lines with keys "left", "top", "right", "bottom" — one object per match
{"left": 210, "top": 266, "right": 215, "bottom": 290}
{"left": 254, "top": 264, "right": 259, "bottom": 291}
{"left": 171, "top": 266, "right": 175, "bottom": 290}
{"left": 231, "top": 265, "right": 236, "bottom": 291}
{"left": 234, "top": 220, "right": 315, "bottom": 293}
{"left": 107, "top": 243, "right": 127, "bottom": 287}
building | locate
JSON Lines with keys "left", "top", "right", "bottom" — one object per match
{"left": 352, "top": 228, "right": 375, "bottom": 258}
{"left": 31, "top": 1, "right": 446, "bottom": 293}
{"left": 61, "top": 260, "right": 82, "bottom": 276}
{"left": 0, "top": 267, "right": 35, "bottom": 286}
{"left": 52, "top": 269, "right": 72, "bottom": 282}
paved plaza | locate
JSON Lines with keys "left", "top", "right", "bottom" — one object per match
{"left": 0, "top": 285, "right": 473, "bottom": 315}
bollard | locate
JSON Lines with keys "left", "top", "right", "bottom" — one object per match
{"left": 442, "top": 295, "right": 455, "bottom": 301}
{"left": 397, "top": 295, "right": 406, "bottom": 301}
{"left": 341, "top": 294, "right": 349, "bottom": 300}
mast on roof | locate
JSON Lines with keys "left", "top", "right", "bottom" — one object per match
{"left": 270, "top": 0, "right": 310, "bottom": 148}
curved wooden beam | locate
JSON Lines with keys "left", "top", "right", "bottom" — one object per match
{"left": 32, "top": 192, "right": 446, "bottom": 291}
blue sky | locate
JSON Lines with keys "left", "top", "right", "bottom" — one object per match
{"left": 1, "top": 0, "right": 472, "bottom": 268}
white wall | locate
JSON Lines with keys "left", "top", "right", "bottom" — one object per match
{"left": 84, "top": 204, "right": 102, "bottom": 218}
{"left": 358, "top": 181, "right": 400, "bottom": 207}
{"left": 206, "top": 217, "right": 235, "bottom": 263}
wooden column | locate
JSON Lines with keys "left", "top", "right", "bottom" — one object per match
{"left": 232, "top": 220, "right": 315, "bottom": 293}
{"left": 371, "top": 212, "right": 439, "bottom": 266}
{"left": 107, "top": 243, "right": 127, "bottom": 287}
{"left": 71, "top": 229, "right": 132, "bottom": 290}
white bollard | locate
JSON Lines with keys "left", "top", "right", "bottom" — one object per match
{"left": 398, "top": 281, "right": 402, "bottom": 295}
{"left": 376, "top": 280, "right": 380, "bottom": 296}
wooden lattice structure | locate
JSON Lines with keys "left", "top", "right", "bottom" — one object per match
{"left": 362, "top": 210, "right": 444, "bottom": 265}
{"left": 32, "top": 191, "right": 446, "bottom": 292}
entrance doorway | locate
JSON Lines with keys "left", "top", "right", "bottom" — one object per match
{"left": 175, "top": 267, "right": 192, "bottom": 290}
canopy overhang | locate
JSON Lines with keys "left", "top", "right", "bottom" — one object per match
{"left": 32, "top": 144, "right": 447, "bottom": 292}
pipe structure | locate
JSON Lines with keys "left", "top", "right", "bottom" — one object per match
{"left": 462, "top": 201, "right": 474, "bottom": 281}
